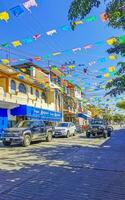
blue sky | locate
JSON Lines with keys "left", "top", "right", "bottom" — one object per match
{"left": 0, "top": 0, "right": 124, "bottom": 109}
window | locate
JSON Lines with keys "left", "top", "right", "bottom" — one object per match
{"left": 30, "top": 87, "right": 33, "bottom": 95}
{"left": 10, "top": 80, "right": 16, "bottom": 92}
{"left": 42, "top": 91, "right": 47, "bottom": 103}
{"left": 35, "top": 89, "right": 39, "bottom": 98}
{"left": 19, "top": 83, "right": 27, "bottom": 94}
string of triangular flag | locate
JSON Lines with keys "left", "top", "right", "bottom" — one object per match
{"left": 0, "top": 0, "right": 38, "bottom": 22}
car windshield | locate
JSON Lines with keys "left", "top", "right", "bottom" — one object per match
{"left": 15, "top": 121, "right": 34, "bottom": 128}
{"left": 57, "top": 123, "right": 69, "bottom": 127}
{"left": 90, "top": 120, "right": 104, "bottom": 125}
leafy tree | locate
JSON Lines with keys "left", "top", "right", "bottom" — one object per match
{"left": 103, "top": 113, "right": 113, "bottom": 122}
{"left": 68, "top": 0, "right": 125, "bottom": 30}
{"left": 68, "top": 0, "right": 125, "bottom": 97}
{"left": 113, "top": 113, "right": 125, "bottom": 122}
{"left": 116, "top": 100, "right": 125, "bottom": 109}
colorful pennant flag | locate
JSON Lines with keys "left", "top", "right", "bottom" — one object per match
{"left": 22, "top": 37, "right": 33, "bottom": 44}
{"left": 103, "top": 73, "right": 110, "bottom": 78}
{"left": 85, "top": 16, "right": 96, "bottom": 22}
{"left": 74, "top": 20, "right": 83, "bottom": 25}
{"left": 1, "top": 59, "right": 10, "bottom": 64}
{"left": 33, "top": 34, "right": 41, "bottom": 40}
{"left": 52, "top": 52, "right": 61, "bottom": 56}
{"left": 61, "top": 25, "right": 70, "bottom": 31}
{"left": 12, "top": 40, "right": 22, "bottom": 47}
{"left": 23, "top": 0, "right": 37, "bottom": 11}
{"left": 100, "top": 12, "right": 108, "bottom": 22}
{"left": 10, "top": 5, "right": 24, "bottom": 17}
{"left": 46, "top": 29, "right": 57, "bottom": 36}
{"left": 108, "top": 66, "right": 116, "bottom": 72}
{"left": 107, "top": 37, "right": 117, "bottom": 45}
{"left": 0, "top": 12, "right": 9, "bottom": 22}
{"left": 108, "top": 54, "right": 117, "bottom": 60}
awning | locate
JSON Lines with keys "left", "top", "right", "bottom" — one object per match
{"left": 77, "top": 113, "right": 91, "bottom": 120}
{"left": 11, "top": 105, "right": 62, "bottom": 122}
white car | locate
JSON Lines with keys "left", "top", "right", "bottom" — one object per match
{"left": 54, "top": 122, "right": 76, "bottom": 138}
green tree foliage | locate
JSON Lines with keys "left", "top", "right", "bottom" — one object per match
{"left": 68, "top": 0, "right": 125, "bottom": 97}
{"left": 103, "top": 113, "right": 113, "bottom": 122}
{"left": 68, "top": 0, "right": 125, "bottom": 30}
{"left": 113, "top": 113, "right": 125, "bottom": 122}
{"left": 116, "top": 100, "right": 125, "bottom": 109}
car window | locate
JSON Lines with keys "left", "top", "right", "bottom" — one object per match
{"left": 57, "top": 123, "right": 69, "bottom": 127}
{"left": 33, "top": 121, "right": 44, "bottom": 128}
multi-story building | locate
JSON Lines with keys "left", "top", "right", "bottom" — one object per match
{"left": 0, "top": 62, "right": 90, "bottom": 132}
{"left": 0, "top": 63, "right": 62, "bottom": 131}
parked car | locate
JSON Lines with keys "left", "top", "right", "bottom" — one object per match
{"left": 2, "top": 120, "right": 53, "bottom": 147}
{"left": 86, "top": 119, "right": 113, "bottom": 138}
{"left": 54, "top": 122, "right": 76, "bottom": 137}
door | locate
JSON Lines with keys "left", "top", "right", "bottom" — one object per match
{"left": 31, "top": 121, "right": 42, "bottom": 140}
{"left": 39, "top": 121, "right": 46, "bottom": 139}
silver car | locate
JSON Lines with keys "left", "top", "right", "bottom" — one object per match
{"left": 54, "top": 122, "right": 76, "bottom": 138}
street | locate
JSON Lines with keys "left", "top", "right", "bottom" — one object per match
{"left": 0, "top": 128, "right": 125, "bottom": 200}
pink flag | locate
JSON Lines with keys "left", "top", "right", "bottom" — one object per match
{"left": 23, "top": 0, "right": 37, "bottom": 11}
{"left": 33, "top": 34, "right": 41, "bottom": 40}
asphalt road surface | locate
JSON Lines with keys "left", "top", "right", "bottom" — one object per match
{"left": 0, "top": 129, "right": 125, "bottom": 200}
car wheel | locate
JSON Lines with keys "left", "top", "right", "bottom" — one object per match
{"left": 107, "top": 132, "right": 111, "bottom": 137}
{"left": 73, "top": 130, "right": 76, "bottom": 136}
{"left": 103, "top": 131, "right": 107, "bottom": 138}
{"left": 46, "top": 132, "right": 52, "bottom": 142}
{"left": 86, "top": 132, "right": 90, "bottom": 138}
{"left": 3, "top": 141, "right": 11, "bottom": 146}
{"left": 22, "top": 135, "right": 31, "bottom": 147}
{"left": 66, "top": 131, "right": 70, "bottom": 138}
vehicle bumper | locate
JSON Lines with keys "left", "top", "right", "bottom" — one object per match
{"left": 87, "top": 130, "right": 104, "bottom": 135}
{"left": 2, "top": 136, "right": 23, "bottom": 143}
{"left": 54, "top": 132, "right": 67, "bottom": 137}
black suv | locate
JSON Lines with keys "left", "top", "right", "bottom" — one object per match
{"left": 86, "top": 119, "right": 113, "bottom": 138}
{"left": 2, "top": 120, "right": 53, "bottom": 147}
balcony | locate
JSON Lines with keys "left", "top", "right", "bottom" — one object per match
{"left": 0, "top": 87, "right": 55, "bottom": 111}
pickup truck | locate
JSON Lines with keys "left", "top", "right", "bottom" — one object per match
{"left": 2, "top": 120, "right": 53, "bottom": 147}
{"left": 86, "top": 119, "right": 113, "bottom": 138}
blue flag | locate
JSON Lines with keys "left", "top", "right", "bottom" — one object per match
{"left": 10, "top": 5, "right": 24, "bottom": 17}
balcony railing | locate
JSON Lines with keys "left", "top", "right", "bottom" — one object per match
{"left": 0, "top": 87, "right": 55, "bottom": 110}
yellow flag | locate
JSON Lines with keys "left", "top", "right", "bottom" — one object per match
{"left": 103, "top": 73, "right": 110, "bottom": 78}
{"left": 0, "top": 12, "right": 9, "bottom": 22}
{"left": 74, "top": 20, "right": 83, "bottom": 25}
{"left": 1, "top": 59, "right": 10, "bottom": 64}
{"left": 12, "top": 40, "right": 22, "bottom": 47}
{"left": 106, "top": 38, "right": 117, "bottom": 45}
{"left": 109, "top": 54, "right": 117, "bottom": 60}
{"left": 108, "top": 66, "right": 116, "bottom": 72}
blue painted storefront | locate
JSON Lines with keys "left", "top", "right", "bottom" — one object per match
{"left": 0, "top": 108, "right": 8, "bottom": 136}
{"left": 0, "top": 105, "right": 62, "bottom": 137}
{"left": 11, "top": 105, "right": 62, "bottom": 122}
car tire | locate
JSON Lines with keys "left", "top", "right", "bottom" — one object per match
{"left": 66, "top": 131, "right": 70, "bottom": 138}
{"left": 86, "top": 133, "right": 90, "bottom": 138}
{"left": 103, "top": 131, "right": 107, "bottom": 138}
{"left": 73, "top": 130, "right": 76, "bottom": 136}
{"left": 46, "top": 132, "right": 52, "bottom": 142}
{"left": 22, "top": 135, "right": 31, "bottom": 147}
{"left": 107, "top": 132, "right": 111, "bottom": 137}
{"left": 3, "top": 141, "right": 11, "bottom": 146}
